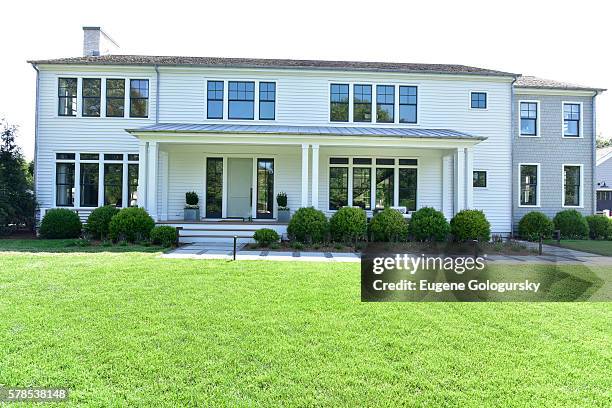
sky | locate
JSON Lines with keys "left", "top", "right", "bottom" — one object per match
{"left": 1, "top": 0, "right": 610, "bottom": 160}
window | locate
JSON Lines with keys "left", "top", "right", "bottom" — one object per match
{"left": 104, "top": 163, "right": 123, "bottom": 206}
{"left": 563, "top": 165, "right": 582, "bottom": 207}
{"left": 130, "top": 79, "right": 149, "bottom": 118}
{"left": 399, "top": 168, "right": 417, "bottom": 211}
{"left": 563, "top": 103, "right": 581, "bottom": 137}
{"left": 329, "top": 167, "right": 348, "bottom": 210}
{"left": 80, "top": 162, "right": 99, "bottom": 207}
{"left": 376, "top": 168, "right": 394, "bottom": 209}
{"left": 352, "top": 167, "right": 371, "bottom": 210}
{"left": 228, "top": 81, "right": 255, "bottom": 119}
{"left": 473, "top": 171, "right": 487, "bottom": 188}
{"left": 106, "top": 79, "right": 125, "bottom": 117}
{"left": 376, "top": 85, "right": 395, "bottom": 123}
{"left": 259, "top": 82, "right": 276, "bottom": 120}
{"left": 330, "top": 84, "right": 349, "bottom": 122}
{"left": 399, "top": 86, "right": 417, "bottom": 123}
{"left": 127, "top": 164, "right": 139, "bottom": 207}
{"left": 353, "top": 84, "right": 372, "bottom": 122}
{"left": 207, "top": 81, "right": 224, "bottom": 119}
{"left": 58, "top": 78, "right": 77, "bottom": 116}
{"left": 256, "top": 159, "right": 274, "bottom": 218}
{"left": 206, "top": 158, "right": 223, "bottom": 218}
{"left": 81, "top": 78, "right": 101, "bottom": 117}
{"left": 471, "top": 92, "right": 487, "bottom": 109}
{"left": 520, "top": 102, "right": 538, "bottom": 136}
{"left": 56, "top": 162, "right": 75, "bottom": 206}
{"left": 519, "top": 164, "right": 539, "bottom": 206}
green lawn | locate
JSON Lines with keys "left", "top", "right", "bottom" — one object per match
{"left": 545, "top": 239, "right": 612, "bottom": 256}
{"left": 0, "top": 240, "right": 611, "bottom": 406}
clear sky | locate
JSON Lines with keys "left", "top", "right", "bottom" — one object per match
{"left": 2, "top": 0, "right": 609, "bottom": 159}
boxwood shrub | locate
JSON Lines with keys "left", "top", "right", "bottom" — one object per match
{"left": 287, "top": 207, "right": 329, "bottom": 244}
{"left": 450, "top": 209, "right": 491, "bottom": 242}
{"left": 108, "top": 207, "right": 155, "bottom": 243}
{"left": 150, "top": 226, "right": 178, "bottom": 247}
{"left": 85, "top": 205, "right": 120, "bottom": 239}
{"left": 39, "top": 208, "right": 82, "bottom": 239}
{"left": 585, "top": 215, "right": 611, "bottom": 240}
{"left": 329, "top": 207, "right": 367, "bottom": 243}
{"left": 518, "top": 211, "right": 554, "bottom": 241}
{"left": 369, "top": 208, "right": 408, "bottom": 242}
{"left": 407, "top": 207, "right": 450, "bottom": 242}
{"left": 553, "top": 209, "right": 589, "bottom": 239}
{"left": 253, "top": 228, "right": 280, "bottom": 247}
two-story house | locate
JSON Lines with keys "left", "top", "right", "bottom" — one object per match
{"left": 28, "top": 27, "right": 604, "bottom": 242}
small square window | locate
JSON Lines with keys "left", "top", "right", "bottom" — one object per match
{"left": 471, "top": 92, "right": 487, "bottom": 109}
{"left": 473, "top": 171, "right": 487, "bottom": 188}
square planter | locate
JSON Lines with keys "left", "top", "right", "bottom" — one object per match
{"left": 184, "top": 208, "right": 200, "bottom": 221}
{"left": 277, "top": 209, "right": 291, "bottom": 223}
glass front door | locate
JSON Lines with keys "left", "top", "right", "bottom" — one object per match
{"left": 256, "top": 158, "right": 274, "bottom": 219}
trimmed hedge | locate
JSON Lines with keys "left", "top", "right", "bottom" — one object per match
{"left": 369, "top": 208, "right": 408, "bottom": 242}
{"left": 329, "top": 207, "right": 367, "bottom": 242}
{"left": 85, "top": 205, "right": 120, "bottom": 239}
{"left": 407, "top": 207, "right": 450, "bottom": 242}
{"left": 253, "top": 228, "right": 280, "bottom": 247}
{"left": 585, "top": 215, "right": 611, "bottom": 240}
{"left": 150, "top": 226, "right": 178, "bottom": 247}
{"left": 40, "top": 208, "right": 82, "bottom": 239}
{"left": 518, "top": 211, "right": 554, "bottom": 241}
{"left": 553, "top": 209, "right": 589, "bottom": 239}
{"left": 108, "top": 207, "right": 155, "bottom": 243}
{"left": 287, "top": 207, "right": 329, "bottom": 244}
{"left": 450, "top": 209, "right": 491, "bottom": 242}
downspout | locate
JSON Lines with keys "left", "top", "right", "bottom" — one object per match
{"left": 30, "top": 63, "right": 40, "bottom": 227}
{"left": 592, "top": 92, "right": 598, "bottom": 214}
{"left": 155, "top": 64, "right": 160, "bottom": 124}
{"left": 510, "top": 77, "right": 517, "bottom": 238}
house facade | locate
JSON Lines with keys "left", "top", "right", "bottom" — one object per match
{"left": 596, "top": 147, "right": 612, "bottom": 212}
{"left": 28, "top": 28, "right": 604, "bottom": 241}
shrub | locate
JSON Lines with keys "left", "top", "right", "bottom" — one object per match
{"left": 85, "top": 205, "right": 120, "bottom": 239}
{"left": 329, "top": 207, "right": 367, "bottom": 242}
{"left": 518, "top": 211, "right": 554, "bottom": 241}
{"left": 108, "top": 207, "right": 155, "bottom": 243}
{"left": 585, "top": 215, "right": 611, "bottom": 240}
{"left": 553, "top": 209, "right": 589, "bottom": 239}
{"left": 287, "top": 207, "right": 329, "bottom": 243}
{"left": 407, "top": 207, "right": 450, "bottom": 242}
{"left": 276, "top": 192, "right": 288, "bottom": 209}
{"left": 369, "top": 208, "right": 408, "bottom": 242}
{"left": 150, "top": 226, "right": 178, "bottom": 247}
{"left": 39, "top": 208, "right": 82, "bottom": 239}
{"left": 450, "top": 209, "right": 491, "bottom": 242}
{"left": 253, "top": 228, "right": 280, "bottom": 247}
{"left": 185, "top": 191, "right": 199, "bottom": 206}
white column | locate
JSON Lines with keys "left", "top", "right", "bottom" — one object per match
{"left": 121, "top": 153, "right": 129, "bottom": 208}
{"left": 442, "top": 154, "right": 452, "bottom": 218}
{"left": 74, "top": 153, "right": 81, "bottom": 207}
{"left": 137, "top": 141, "right": 148, "bottom": 208}
{"left": 147, "top": 141, "right": 158, "bottom": 220}
{"left": 454, "top": 147, "right": 465, "bottom": 214}
{"left": 465, "top": 147, "right": 474, "bottom": 209}
{"left": 311, "top": 144, "right": 319, "bottom": 209}
{"left": 301, "top": 144, "right": 309, "bottom": 208}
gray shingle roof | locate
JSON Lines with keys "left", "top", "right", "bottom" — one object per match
{"left": 28, "top": 54, "right": 516, "bottom": 77}
{"left": 515, "top": 75, "right": 605, "bottom": 92}
{"left": 127, "top": 123, "right": 485, "bottom": 140}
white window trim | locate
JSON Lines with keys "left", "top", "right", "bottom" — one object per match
{"left": 473, "top": 169, "right": 488, "bottom": 189}
{"left": 518, "top": 100, "right": 541, "bottom": 138}
{"left": 562, "top": 163, "right": 584, "bottom": 208}
{"left": 561, "top": 101, "right": 584, "bottom": 139}
{"left": 518, "top": 163, "right": 541, "bottom": 208}
{"left": 469, "top": 90, "right": 489, "bottom": 111}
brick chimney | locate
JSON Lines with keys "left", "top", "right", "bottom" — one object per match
{"left": 83, "top": 27, "right": 119, "bottom": 57}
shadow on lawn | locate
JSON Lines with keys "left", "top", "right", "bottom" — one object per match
{"left": 0, "top": 238, "right": 166, "bottom": 253}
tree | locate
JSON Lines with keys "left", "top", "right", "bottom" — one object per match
{"left": 596, "top": 137, "right": 612, "bottom": 149}
{"left": 0, "top": 119, "right": 36, "bottom": 234}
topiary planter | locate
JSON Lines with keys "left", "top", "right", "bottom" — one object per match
{"left": 184, "top": 207, "right": 200, "bottom": 221}
{"left": 277, "top": 209, "right": 290, "bottom": 223}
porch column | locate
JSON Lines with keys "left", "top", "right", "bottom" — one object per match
{"left": 454, "top": 147, "right": 465, "bottom": 213}
{"left": 311, "top": 144, "right": 319, "bottom": 209}
{"left": 442, "top": 154, "right": 453, "bottom": 219}
{"left": 147, "top": 141, "right": 158, "bottom": 221}
{"left": 465, "top": 147, "right": 474, "bottom": 209}
{"left": 301, "top": 144, "right": 309, "bottom": 208}
{"left": 137, "top": 141, "right": 148, "bottom": 208}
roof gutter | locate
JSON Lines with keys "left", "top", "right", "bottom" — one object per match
{"left": 29, "top": 63, "right": 40, "bottom": 213}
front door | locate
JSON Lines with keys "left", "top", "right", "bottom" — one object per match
{"left": 227, "top": 158, "right": 253, "bottom": 218}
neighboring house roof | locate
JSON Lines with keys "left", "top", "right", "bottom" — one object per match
{"left": 127, "top": 123, "right": 485, "bottom": 140}
{"left": 515, "top": 75, "right": 606, "bottom": 92}
{"left": 28, "top": 54, "right": 517, "bottom": 77}
{"left": 597, "top": 147, "right": 612, "bottom": 165}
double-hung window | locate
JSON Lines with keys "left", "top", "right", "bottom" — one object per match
{"left": 207, "top": 81, "right": 224, "bottom": 119}
{"left": 228, "top": 81, "right": 255, "bottom": 119}
{"left": 563, "top": 103, "right": 581, "bottom": 137}
{"left": 128, "top": 155, "right": 139, "bottom": 207}
{"left": 56, "top": 153, "right": 75, "bottom": 206}
{"left": 519, "top": 164, "right": 539, "bottom": 206}
{"left": 58, "top": 78, "right": 77, "bottom": 116}
{"left": 259, "top": 82, "right": 276, "bottom": 120}
{"left": 329, "top": 158, "right": 349, "bottom": 210}
{"left": 520, "top": 102, "right": 538, "bottom": 136}
{"left": 399, "top": 86, "right": 417, "bottom": 123}
{"left": 563, "top": 165, "right": 582, "bottom": 207}
{"left": 82, "top": 79, "right": 101, "bottom": 117}
{"left": 80, "top": 154, "right": 99, "bottom": 207}
{"left": 471, "top": 92, "right": 487, "bottom": 109}
{"left": 353, "top": 85, "right": 372, "bottom": 122}
{"left": 106, "top": 79, "right": 125, "bottom": 117}
{"left": 129, "top": 79, "right": 149, "bottom": 118}
{"left": 330, "top": 84, "right": 349, "bottom": 122}
{"left": 353, "top": 158, "right": 372, "bottom": 210}
{"left": 376, "top": 85, "right": 395, "bottom": 123}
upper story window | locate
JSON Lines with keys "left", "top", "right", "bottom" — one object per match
{"left": 129, "top": 79, "right": 149, "bottom": 118}
{"left": 470, "top": 92, "right": 487, "bottom": 109}
{"left": 58, "top": 78, "right": 77, "bottom": 116}
{"left": 207, "top": 81, "right": 224, "bottom": 119}
{"left": 82, "top": 78, "right": 101, "bottom": 117}
{"left": 228, "top": 81, "right": 255, "bottom": 120}
{"left": 520, "top": 102, "right": 538, "bottom": 136}
{"left": 106, "top": 79, "right": 125, "bottom": 117}
{"left": 399, "top": 86, "right": 417, "bottom": 123}
{"left": 259, "top": 82, "right": 276, "bottom": 120}
{"left": 330, "top": 84, "right": 349, "bottom": 122}
{"left": 376, "top": 85, "right": 395, "bottom": 123}
{"left": 563, "top": 103, "right": 581, "bottom": 137}
{"left": 353, "top": 85, "right": 372, "bottom": 122}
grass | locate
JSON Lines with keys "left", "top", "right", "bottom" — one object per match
{"left": 0, "top": 240, "right": 611, "bottom": 406}
{"left": 0, "top": 238, "right": 164, "bottom": 253}
{"left": 545, "top": 239, "right": 612, "bottom": 256}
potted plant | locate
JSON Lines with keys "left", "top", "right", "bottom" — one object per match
{"left": 276, "top": 192, "right": 290, "bottom": 222}
{"left": 184, "top": 191, "right": 200, "bottom": 221}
